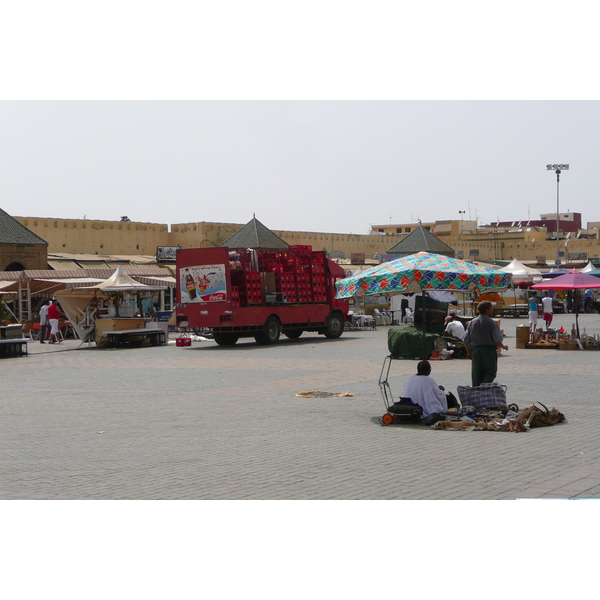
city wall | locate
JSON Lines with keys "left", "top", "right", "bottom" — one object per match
{"left": 13, "top": 216, "right": 600, "bottom": 264}
{"left": 15, "top": 217, "right": 402, "bottom": 261}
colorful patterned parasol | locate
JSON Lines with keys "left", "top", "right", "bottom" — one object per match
{"left": 335, "top": 252, "right": 512, "bottom": 298}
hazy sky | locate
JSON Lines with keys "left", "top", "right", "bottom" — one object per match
{"left": 1, "top": 3, "right": 597, "bottom": 237}
{"left": 1, "top": 101, "right": 597, "bottom": 234}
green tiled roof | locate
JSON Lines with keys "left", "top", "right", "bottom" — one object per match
{"left": 0, "top": 208, "right": 48, "bottom": 245}
{"left": 387, "top": 224, "right": 454, "bottom": 256}
{"left": 220, "top": 217, "right": 289, "bottom": 249}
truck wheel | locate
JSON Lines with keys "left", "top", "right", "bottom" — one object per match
{"left": 255, "top": 316, "right": 281, "bottom": 345}
{"left": 324, "top": 312, "right": 344, "bottom": 339}
{"left": 213, "top": 332, "right": 239, "bottom": 346}
{"left": 283, "top": 330, "right": 302, "bottom": 339}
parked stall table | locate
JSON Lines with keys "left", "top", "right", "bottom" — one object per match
{"left": 105, "top": 327, "right": 166, "bottom": 348}
{"left": 0, "top": 325, "right": 28, "bottom": 358}
{"left": 94, "top": 318, "right": 146, "bottom": 347}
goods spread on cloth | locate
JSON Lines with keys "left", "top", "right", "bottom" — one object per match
{"left": 385, "top": 402, "right": 565, "bottom": 432}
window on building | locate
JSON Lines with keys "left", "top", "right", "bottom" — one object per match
{"left": 405, "top": 227, "right": 411, "bottom": 233}
{"left": 378, "top": 229, "right": 384, "bottom": 233}
{"left": 396, "top": 228, "right": 402, "bottom": 233}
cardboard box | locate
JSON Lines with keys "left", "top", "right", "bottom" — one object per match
{"left": 559, "top": 342, "right": 577, "bottom": 350}
{"left": 261, "top": 272, "right": 276, "bottom": 294}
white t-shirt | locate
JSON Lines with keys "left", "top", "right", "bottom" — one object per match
{"left": 39, "top": 304, "right": 49, "bottom": 325}
{"left": 445, "top": 320, "right": 465, "bottom": 339}
{"left": 402, "top": 374, "right": 448, "bottom": 417}
{"left": 541, "top": 296, "right": 553, "bottom": 314}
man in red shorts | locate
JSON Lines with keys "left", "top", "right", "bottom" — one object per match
{"left": 47, "top": 299, "right": 66, "bottom": 344}
{"left": 541, "top": 291, "right": 554, "bottom": 330}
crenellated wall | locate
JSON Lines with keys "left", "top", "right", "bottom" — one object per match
{"left": 12, "top": 215, "right": 600, "bottom": 264}
{"left": 15, "top": 217, "right": 403, "bottom": 260}
{"left": 16, "top": 217, "right": 170, "bottom": 255}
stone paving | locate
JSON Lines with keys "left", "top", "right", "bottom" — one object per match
{"left": 2, "top": 312, "right": 600, "bottom": 499}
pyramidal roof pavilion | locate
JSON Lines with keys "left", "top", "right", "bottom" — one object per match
{"left": 0, "top": 207, "right": 47, "bottom": 246}
{"left": 220, "top": 216, "right": 289, "bottom": 250}
{"left": 386, "top": 224, "right": 455, "bottom": 257}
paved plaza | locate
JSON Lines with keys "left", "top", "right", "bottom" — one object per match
{"left": 2, "top": 312, "right": 600, "bottom": 500}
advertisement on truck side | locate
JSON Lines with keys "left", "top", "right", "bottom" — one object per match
{"left": 180, "top": 264, "right": 227, "bottom": 303}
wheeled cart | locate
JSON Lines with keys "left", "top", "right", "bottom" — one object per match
{"left": 378, "top": 355, "right": 424, "bottom": 425}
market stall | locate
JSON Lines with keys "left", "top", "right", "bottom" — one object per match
{"left": 531, "top": 271, "right": 600, "bottom": 342}
{"left": 55, "top": 266, "right": 168, "bottom": 347}
{"left": 497, "top": 259, "right": 543, "bottom": 316}
{"left": 335, "top": 251, "right": 512, "bottom": 359}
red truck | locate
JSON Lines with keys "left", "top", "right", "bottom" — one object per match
{"left": 175, "top": 245, "right": 350, "bottom": 345}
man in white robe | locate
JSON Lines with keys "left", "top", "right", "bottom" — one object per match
{"left": 402, "top": 360, "right": 448, "bottom": 417}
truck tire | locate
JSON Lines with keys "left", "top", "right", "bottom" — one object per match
{"left": 283, "top": 330, "right": 302, "bottom": 339}
{"left": 255, "top": 316, "right": 281, "bottom": 345}
{"left": 324, "top": 312, "right": 344, "bottom": 339}
{"left": 213, "top": 332, "right": 239, "bottom": 346}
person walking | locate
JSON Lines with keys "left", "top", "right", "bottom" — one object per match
{"left": 463, "top": 301, "right": 508, "bottom": 388}
{"left": 39, "top": 300, "right": 50, "bottom": 343}
{"left": 47, "top": 299, "right": 66, "bottom": 344}
{"left": 528, "top": 291, "right": 539, "bottom": 331}
{"left": 541, "top": 291, "right": 554, "bottom": 329}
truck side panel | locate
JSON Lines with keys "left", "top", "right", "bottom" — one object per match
{"left": 176, "top": 246, "right": 348, "bottom": 334}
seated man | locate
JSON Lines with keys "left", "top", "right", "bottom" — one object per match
{"left": 443, "top": 312, "right": 466, "bottom": 340}
{"left": 440, "top": 312, "right": 467, "bottom": 358}
{"left": 402, "top": 360, "right": 448, "bottom": 417}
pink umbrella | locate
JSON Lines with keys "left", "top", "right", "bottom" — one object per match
{"left": 532, "top": 271, "right": 600, "bottom": 338}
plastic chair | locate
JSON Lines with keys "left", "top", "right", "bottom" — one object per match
{"left": 374, "top": 309, "right": 391, "bottom": 326}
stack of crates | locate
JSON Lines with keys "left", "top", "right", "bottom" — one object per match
{"left": 311, "top": 251, "right": 327, "bottom": 302}
{"left": 288, "top": 246, "right": 314, "bottom": 303}
{"left": 230, "top": 286, "right": 241, "bottom": 308}
{"left": 260, "top": 250, "right": 287, "bottom": 273}
{"left": 230, "top": 270, "right": 263, "bottom": 306}
{"left": 243, "top": 271, "right": 263, "bottom": 304}
{"left": 296, "top": 270, "right": 313, "bottom": 303}
{"left": 274, "top": 272, "right": 296, "bottom": 302}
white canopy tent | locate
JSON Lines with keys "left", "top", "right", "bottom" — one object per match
{"left": 84, "top": 266, "right": 167, "bottom": 292}
{"left": 580, "top": 261, "right": 595, "bottom": 273}
{"left": 499, "top": 258, "right": 542, "bottom": 280}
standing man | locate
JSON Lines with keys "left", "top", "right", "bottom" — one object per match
{"left": 584, "top": 288, "right": 593, "bottom": 313}
{"left": 463, "top": 301, "right": 509, "bottom": 388}
{"left": 39, "top": 299, "right": 50, "bottom": 344}
{"left": 528, "top": 291, "right": 539, "bottom": 331}
{"left": 47, "top": 299, "right": 66, "bottom": 344}
{"left": 541, "top": 291, "right": 554, "bottom": 329}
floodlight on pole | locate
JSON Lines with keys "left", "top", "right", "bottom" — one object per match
{"left": 546, "top": 163, "right": 569, "bottom": 266}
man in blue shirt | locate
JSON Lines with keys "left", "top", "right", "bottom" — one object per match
{"left": 528, "top": 292, "right": 539, "bottom": 330}
{"left": 463, "top": 301, "right": 508, "bottom": 387}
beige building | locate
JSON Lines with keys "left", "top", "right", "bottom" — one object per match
{"left": 1, "top": 208, "right": 48, "bottom": 271}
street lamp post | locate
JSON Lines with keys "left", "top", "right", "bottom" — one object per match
{"left": 547, "top": 163, "right": 569, "bottom": 267}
